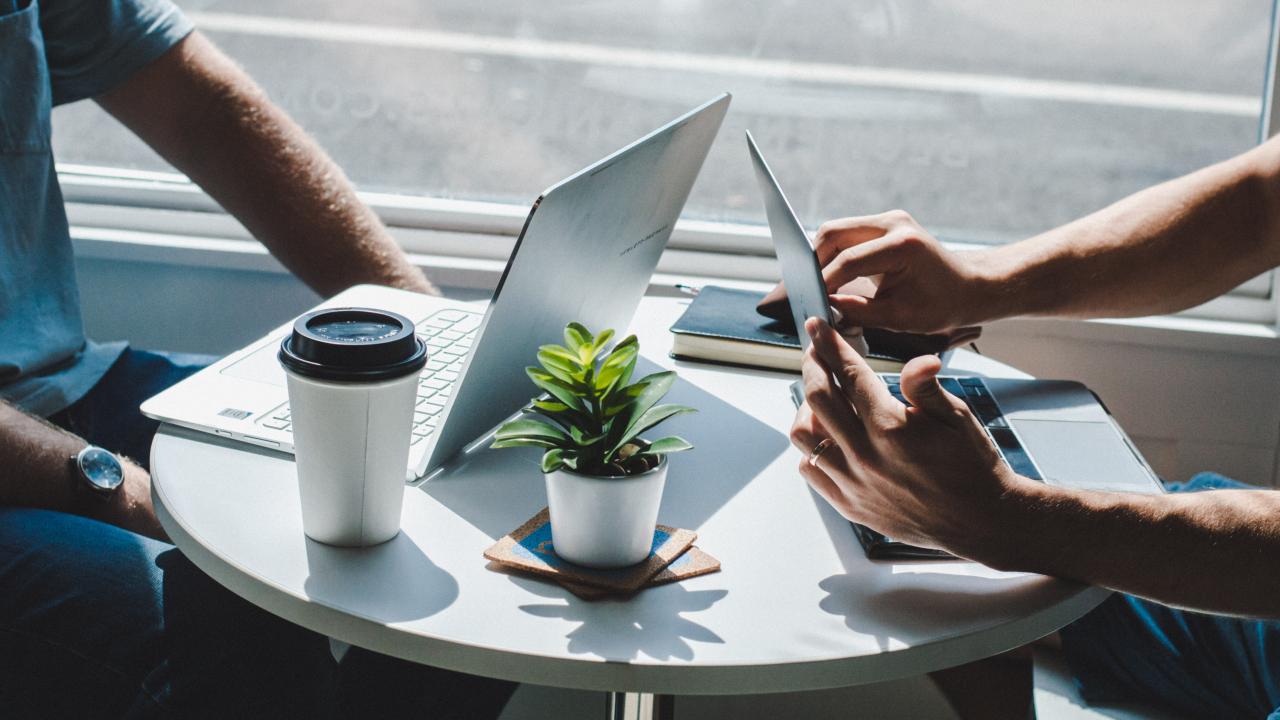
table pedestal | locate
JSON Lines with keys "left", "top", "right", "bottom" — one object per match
{"left": 606, "top": 692, "right": 674, "bottom": 720}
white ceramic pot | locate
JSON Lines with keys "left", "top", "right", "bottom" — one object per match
{"left": 544, "top": 456, "right": 668, "bottom": 568}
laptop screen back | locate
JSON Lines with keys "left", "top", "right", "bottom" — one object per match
{"left": 745, "top": 131, "right": 832, "bottom": 351}
{"left": 419, "top": 94, "right": 732, "bottom": 475}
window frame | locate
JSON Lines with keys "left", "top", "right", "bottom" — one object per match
{"left": 57, "top": 0, "right": 1280, "bottom": 330}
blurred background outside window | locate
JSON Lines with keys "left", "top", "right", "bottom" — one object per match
{"left": 54, "top": 0, "right": 1276, "bottom": 293}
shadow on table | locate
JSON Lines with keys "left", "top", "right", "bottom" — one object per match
{"left": 417, "top": 357, "right": 789, "bottom": 539}
{"left": 303, "top": 532, "right": 458, "bottom": 623}
{"left": 807, "top": 483, "right": 1069, "bottom": 653}
{"left": 816, "top": 571, "right": 1065, "bottom": 652}
{"left": 510, "top": 573, "right": 728, "bottom": 662}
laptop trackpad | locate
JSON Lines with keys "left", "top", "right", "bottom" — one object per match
{"left": 221, "top": 341, "right": 287, "bottom": 386}
{"left": 1010, "top": 419, "right": 1160, "bottom": 493}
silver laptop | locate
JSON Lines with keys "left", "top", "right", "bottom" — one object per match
{"left": 141, "top": 93, "right": 731, "bottom": 480}
{"left": 746, "top": 130, "right": 1163, "bottom": 497}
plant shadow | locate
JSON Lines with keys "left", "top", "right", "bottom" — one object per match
{"left": 507, "top": 571, "right": 728, "bottom": 662}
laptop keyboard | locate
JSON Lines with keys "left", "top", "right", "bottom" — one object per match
{"left": 880, "top": 374, "right": 1043, "bottom": 481}
{"left": 257, "top": 309, "right": 482, "bottom": 445}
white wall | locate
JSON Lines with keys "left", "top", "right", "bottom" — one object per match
{"left": 75, "top": 251, "right": 1280, "bottom": 488}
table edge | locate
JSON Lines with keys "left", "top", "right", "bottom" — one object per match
{"left": 152, "top": 432, "right": 1108, "bottom": 695}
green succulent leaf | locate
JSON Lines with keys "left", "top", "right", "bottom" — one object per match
{"left": 490, "top": 437, "right": 560, "bottom": 449}
{"left": 564, "top": 323, "right": 593, "bottom": 354}
{"left": 531, "top": 399, "right": 570, "bottom": 413}
{"left": 589, "top": 328, "right": 616, "bottom": 355}
{"left": 494, "top": 323, "right": 697, "bottom": 476}
{"left": 528, "top": 397, "right": 589, "bottom": 429}
{"left": 619, "top": 371, "right": 676, "bottom": 423}
{"left": 495, "top": 418, "right": 570, "bottom": 445}
{"left": 602, "top": 374, "right": 674, "bottom": 450}
{"left": 536, "top": 350, "right": 583, "bottom": 385}
{"left": 608, "top": 334, "right": 639, "bottom": 353}
{"left": 568, "top": 425, "right": 605, "bottom": 447}
{"left": 541, "top": 448, "right": 570, "bottom": 473}
{"left": 616, "top": 404, "right": 696, "bottom": 452}
{"left": 602, "top": 379, "right": 647, "bottom": 417}
{"left": 526, "top": 368, "right": 586, "bottom": 411}
{"left": 595, "top": 340, "right": 638, "bottom": 394}
{"left": 644, "top": 436, "right": 694, "bottom": 455}
{"left": 538, "top": 344, "right": 580, "bottom": 365}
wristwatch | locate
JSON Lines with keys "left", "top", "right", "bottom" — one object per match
{"left": 70, "top": 445, "right": 125, "bottom": 498}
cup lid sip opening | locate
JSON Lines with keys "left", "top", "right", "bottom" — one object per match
{"left": 279, "top": 307, "right": 427, "bottom": 382}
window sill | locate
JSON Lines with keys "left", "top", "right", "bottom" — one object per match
{"left": 70, "top": 224, "right": 1280, "bottom": 359}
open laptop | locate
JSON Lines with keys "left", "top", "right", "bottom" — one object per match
{"left": 745, "top": 130, "right": 1164, "bottom": 558}
{"left": 141, "top": 93, "right": 731, "bottom": 481}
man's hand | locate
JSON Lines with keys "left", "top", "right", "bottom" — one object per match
{"left": 760, "top": 210, "right": 999, "bottom": 334}
{"left": 789, "top": 317, "right": 1027, "bottom": 557}
{"left": 791, "top": 318, "right": 1280, "bottom": 615}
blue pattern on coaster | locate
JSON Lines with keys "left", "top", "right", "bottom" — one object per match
{"left": 664, "top": 551, "right": 692, "bottom": 571}
{"left": 512, "top": 519, "right": 670, "bottom": 576}
{"left": 483, "top": 507, "right": 697, "bottom": 593}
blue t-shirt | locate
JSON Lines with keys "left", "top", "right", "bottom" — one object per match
{"left": 0, "top": 0, "right": 192, "bottom": 416}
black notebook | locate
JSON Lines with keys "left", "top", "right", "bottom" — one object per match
{"left": 850, "top": 524, "right": 954, "bottom": 561}
{"left": 669, "top": 286, "right": 951, "bottom": 373}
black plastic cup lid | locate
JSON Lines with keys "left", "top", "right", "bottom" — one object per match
{"left": 278, "top": 307, "right": 427, "bottom": 382}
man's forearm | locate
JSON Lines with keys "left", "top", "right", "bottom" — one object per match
{"left": 0, "top": 402, "right": 161, "bottom": 538}
{"left": 973, "top": 137, "right": 1280, "bottom": 322}
{"left": 97, "top": 33, "right": 435, "bottom": 298}
{"left": 0, "top": 402, "right": 90, "bottom": 513}
{"left": 984, "top": 481, "right": 1280, "bottom": 617}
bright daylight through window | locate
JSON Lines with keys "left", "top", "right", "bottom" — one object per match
{"left": 53, "top": 1, "right": 1276, "bottom": 311}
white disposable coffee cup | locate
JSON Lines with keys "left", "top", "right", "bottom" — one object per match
{"left": 278, "top": 308, "right": 426, "bottom": 547}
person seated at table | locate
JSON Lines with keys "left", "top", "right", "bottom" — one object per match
{"left": 0, "top": 0, "right": 512, "bottom": 716}
{"left": 776, "top": 132, "right": 1280, "bottom": 719}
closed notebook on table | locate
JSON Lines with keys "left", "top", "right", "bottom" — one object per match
{"left": 669, "top": 286, "right": 954, "bottom": 373}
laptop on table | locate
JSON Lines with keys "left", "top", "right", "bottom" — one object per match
{"left": 745, "top": 130, "right": 1164, "bottom": 560}
{"left": 141, "top": 93, "right": 732, "bottom": 481}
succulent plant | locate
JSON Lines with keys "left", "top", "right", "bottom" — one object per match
{"left": 491, "top": 322, "right": 695, "bottom": 476}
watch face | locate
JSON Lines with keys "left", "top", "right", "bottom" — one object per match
{"left": 79, "top": 447, "right": 124, "bottom": 493}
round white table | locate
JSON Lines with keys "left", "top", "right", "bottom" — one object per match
{"left": 151, "top": 296, "right": 1107, "bottom": 718}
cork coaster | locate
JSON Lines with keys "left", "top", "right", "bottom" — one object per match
{"left": 560, "top": 546, "right": 721, "bottom": 601}
{"left": 483, "top": 508, "right": 696, "bottom": 593}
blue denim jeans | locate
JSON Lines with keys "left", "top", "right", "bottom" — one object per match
{"left": 1, "top": 349, "right": 515, "bottom": 719}
{"left": 1060, "top": 473, "right": 1280, "bottom": 719}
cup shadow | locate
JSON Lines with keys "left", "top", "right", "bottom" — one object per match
{"left": 302, "top": 531, "right": 459, "bottom": 623}
{"left": 510, "top": 573, "right": 728, "bottom": 662}
{"left": 417, "top": 356, "right": 789, "bottom": 539}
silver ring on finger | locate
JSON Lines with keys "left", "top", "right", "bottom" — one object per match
{"left": 808, "top": 437, "right": 836, "bottom": 467}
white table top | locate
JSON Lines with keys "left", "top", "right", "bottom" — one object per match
{"left": 151, "top": 295, "right": 1107, "bottom": 695}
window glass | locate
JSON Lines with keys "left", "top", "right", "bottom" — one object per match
{"left": 52, "top": 1, "right": 1270, "bottom": 242}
